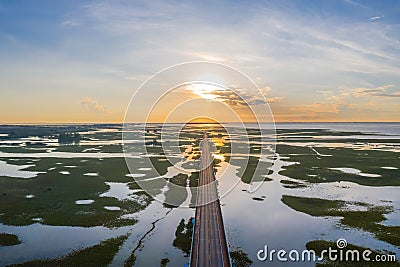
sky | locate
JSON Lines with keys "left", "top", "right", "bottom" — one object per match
{"left": 0, "top": 0, "right": 399, "bottom": 123}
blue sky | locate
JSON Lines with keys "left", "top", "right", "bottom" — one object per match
{"left": 0, "top": 0, "right": 399, "bottom": 122}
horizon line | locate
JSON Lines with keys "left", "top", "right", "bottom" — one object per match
{"left": 1, "top": 121, "right": 400, "bottom": 126}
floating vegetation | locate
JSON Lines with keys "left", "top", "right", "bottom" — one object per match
{"left": 0, "top": 233, "right": 21, "bottom": 246}
{"left": 280, "top": 179, "right": 308, "bottom": 188}
{"left": 160, "top": 258, "right": 170, "bottom": 267}
{"left": 172, "top": 218, "right": 194, "bottom": 256}
{"left": 230, "top": 249, "right": 253, "bottom": 267}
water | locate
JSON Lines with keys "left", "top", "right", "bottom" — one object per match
{"left": 329, "top": 167, "right": 381, "bottom": 178}
{"left": 75, "top": 199, "right": 95, "bottom": 205}
{"left": 274, "top": 122, "right": 400, "bottom": 136}
{"left": 0, "top": 123, "right": 399, "bottom": 266}
{"left": 0, "top": 160, "right": 45, "bottom": 178}
{"left": 100, "top": 182, "right": 144, "bottom": 201}
{"left": 220, "top": 155, "right": 400, "bottom": 266}
{"left": 114, "top": 123, "right": 399, "bottom": 266}
{"left": 0, "top": 223, "right": 130, "bottom": 266}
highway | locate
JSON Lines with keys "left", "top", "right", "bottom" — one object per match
{"left": 190, "top": 133, "right": 230, "bottom": 267}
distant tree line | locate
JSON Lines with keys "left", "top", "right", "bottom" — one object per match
{"left": 0, "top": 125, "right": 92, "bottom": 139}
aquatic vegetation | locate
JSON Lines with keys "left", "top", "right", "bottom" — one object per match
{"left": 0, "top": 233, "right": 21, "bottom": 246}
{"left": 1, "top": 124, "right": 399, "bottom": 266}
{"left": 278, "top": 145, "right": 400, "bottom": 186}
{"left": 149, "top": 156, "right": 173, "bottom": 176}
{"left": 10, "top": 235, "right": 129, "bottom": 266}
{"left": 160, "top": 257, "right": 170, "bottom": 267}
{"left": 282, "top": 195, "right": 400, "bottom": 247}
{"left": 0, "top": 125, "right": 97, "bottom": 140}
{"left": 0, "top": 157, "right": 152, "bottom": 227}
{"left": 172, "top": 218, "right": 193, "bottom": 256}
{"left": 280, "top": 179, "right": 307, "bottom": 188}
{"left": 230, "top": 249, "right": 253, "bottom": 267}
{"left": 233, "top": 156, "right": 273, "bottom": 184}
{"left": 164, "top": 174, "right": 189, "bottom": 207}
{"left": 58, "top": 132, "right": 81, "bottom": 145}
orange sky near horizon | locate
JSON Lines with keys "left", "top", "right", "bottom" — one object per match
{"left": 2, "top": 84, "right": 398, "bottom": 124}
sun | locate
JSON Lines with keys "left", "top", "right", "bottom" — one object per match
{"left": 188, "top": 117, "right": 218, "bottom": 124}
{"left": 189, "top": 82, "right": 224, "bottom": 100}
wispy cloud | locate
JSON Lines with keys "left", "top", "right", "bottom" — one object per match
{"left": 62, "top": 20, "right": 80, "bottom": 27}
{"left": 1, "top": 0, "right": 399, "bottom": 122}
{"left": 80, "top": 97, "right": 111, "bottom": 114}
{"left": 342, "top": 0, "right": 368, "bottom": 9}
{"left": 266, "top": 97, "right": 285, "bottom": 103}
{"left": 374, "top": 92, "right": 400, "bottom": 97}
{"left": 185, "top": 84, "right": 284, "bottom": 108}
{"left": 352, "top": 85, "right": 398, "bottom": 97}
{"left": 317, "top": 90, "right": 332, "bottom": 96}
{"left": 370, "top": 16, "right": 383, "bottom": 21}
{"left": 270, "top": 83, "right": 400, "bottom": 121}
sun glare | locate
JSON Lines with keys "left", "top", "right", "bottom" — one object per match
{"left": 189, "top": 83, "right": 224, "bottom": 100}
{"left": 212, "top": 153, "right": 225, "bottom": 161}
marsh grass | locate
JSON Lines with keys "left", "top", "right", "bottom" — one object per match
{"left": 282, "top": 195, "right": 400, "bottom": 247}
{"left": 278, "top": 145, "right": 400, "bottom": 186}
{"left": 0, "top": 157, "right": 152, "bottom": 227}
{"left": 172, "top": 218, "right": 193, "bottom": 256}
{"left": 280, "top": 179, "right": 307, "bottom": 188}
{"left": 10, "top": 235, "right": 129, "bottom": 267}
{"left": 230, "top": 249, "right": 253, "bottom": 267}
{"left": 0, "top": 233, "right": 21, "bottom": 246}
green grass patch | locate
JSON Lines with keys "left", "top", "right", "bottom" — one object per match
{"left": 164, "top": 174, "right": 189, "bottom": 207}
{"left": 160, "top": 258, "right": 170, "bottom": 267}
{"left": 0, "top": 157, "right": 151, "bottom": 227}
{"left": 0, "top": 146, "right": 48, "bottom": 154}
{"left": 282, "top": 195, "right": 400, "bottom": 247}
{"left": 278, "top": 145, "right": 400, "bottom": 186}
{"left": 230, "top": 249, "right": 253, "bottom": 267}
{"left": 235, "top": 156, "right": 272, "bottom": 184}
{"left": 172, "top": 218, "right": 193, "bottom": 256}
{"left": 0, "top": 233, "right": 21, "bottom": 246}
{"left": 10, "top": 234, "right": 128, "bottom": 267}
{"left": 280, "top": 179, "right": 307, "bottom": 188}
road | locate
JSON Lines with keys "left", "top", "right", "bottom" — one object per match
{"left": 190, "top": 133, "right": 230, "bottom": 267}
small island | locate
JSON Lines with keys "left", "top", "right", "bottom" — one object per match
{"left": 0, "top": 233, "right": 21, "bottom": 246}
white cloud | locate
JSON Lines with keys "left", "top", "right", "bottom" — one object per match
{"left": 266, "top": 97, "right": 285, "bottom": 103}
{"left": 2, "top": 0, "right": 399, "bottom": 122}
{"left": 80, "top": 97, "right": 111, "bottom": 114}
{"left": 352, "top": 85, "right": 397, "bottom": 97}
{"left": 62, "top": 20, "right": 80, "bottom": 27}
{"left": 370, "top": 16, "right": 383, "bottom": 21}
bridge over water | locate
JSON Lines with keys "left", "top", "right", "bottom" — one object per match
{"left": 189, "top": 133, "right": 231, "bottom": 267}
